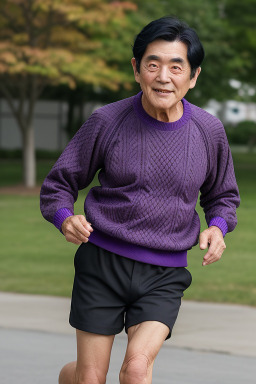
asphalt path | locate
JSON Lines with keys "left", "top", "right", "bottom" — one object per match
{"left": 1, "top": 292, "right": 256, "bottom": 383}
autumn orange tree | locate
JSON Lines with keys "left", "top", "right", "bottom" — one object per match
{"left": 0, "top": 0, "right": 137, "bottom": 187}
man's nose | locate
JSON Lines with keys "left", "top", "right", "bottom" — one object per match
{"left": 157, "top": 66, "right": 171, "bottom": 82}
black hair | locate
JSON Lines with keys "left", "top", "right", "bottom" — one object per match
{"left": 132, "top": 16, "right": 205, "bottom": 79}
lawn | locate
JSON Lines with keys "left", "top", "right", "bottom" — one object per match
{"left": 0, "top": 152, "right": 255, "bottom": 305}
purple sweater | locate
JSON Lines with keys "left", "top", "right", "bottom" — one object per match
{"left": 40, "top": 92, "right": 240, "bottom": 267}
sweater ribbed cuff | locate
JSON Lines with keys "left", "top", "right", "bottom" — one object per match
{"left": 209, "top": 216, "right": 228, "bottom": 237}
{"left": 53, "top": 208, "right": 74, "bottom": 232}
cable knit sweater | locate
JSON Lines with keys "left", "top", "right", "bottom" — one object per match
{"left": 40, "top": 91, "right": 240, "bottom": 267}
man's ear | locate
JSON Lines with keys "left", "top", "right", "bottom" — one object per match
{"left": 189, "top": 67, "right": 201, "bottom": 89}
{"left": 131, "top": 57, "right": 140, "bottom": 84}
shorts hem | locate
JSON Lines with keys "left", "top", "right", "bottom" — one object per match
{"left": 125, "top": 316, "right": 173, "bottom": 340}
{"left": 69, "top": 318, "right": 124, "bottom": 336}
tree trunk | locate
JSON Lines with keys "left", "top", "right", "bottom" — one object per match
{"left": 22, "top": 123, "right": 36, "bottom": 188}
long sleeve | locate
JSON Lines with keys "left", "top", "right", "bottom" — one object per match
{"left": 199, "top": 122, "right": 240, "bottom": 235}
{"left": 39, "top": 93, "right": 241, "bottom": 266}
{"left": 40, "top": 111, "right": 106, "bottom": 229}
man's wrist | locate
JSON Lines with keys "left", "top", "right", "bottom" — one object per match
{"left": 208, "top": 216, "right": 228, "bottom": 237}
{"left": 53, "top": 208, "right": 74, "bottom": 232}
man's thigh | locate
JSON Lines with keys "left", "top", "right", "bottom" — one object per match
{"left": 75, "top": 330, "right": 115, "bottom": 383}
{"left": 126, "top": 321, "right": 169, "bottom": 359}
{"left": 120, "top": 321, "right": 169, "bottom": 383}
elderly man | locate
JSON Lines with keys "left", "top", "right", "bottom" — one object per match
{"left": 40, "top": 16, "right": 240, "bottom": 384}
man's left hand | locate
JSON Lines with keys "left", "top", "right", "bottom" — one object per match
{"left": 199, "top": 226, "right": 226, "bottom": 266}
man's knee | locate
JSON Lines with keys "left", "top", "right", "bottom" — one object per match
{"left": 59, "top": 362, "right": 76, "bottom": 384}
{"left": 59, "top": 361, "right": 107, "bottom": 384}
{"left": 119, "top": 353, "right": 151, "bottom": 384}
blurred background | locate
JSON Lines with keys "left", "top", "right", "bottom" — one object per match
{"left": 0, "top": 0, "right": 255, "bottom": 306}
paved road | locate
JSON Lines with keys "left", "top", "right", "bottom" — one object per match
{"left": 1, "top": 328, "right": 255, "bottom": 384}
{"left": 1, "top": 292, "right": 256, "bottom": 383}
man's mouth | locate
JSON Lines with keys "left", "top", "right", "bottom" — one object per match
{"left": 153, "top": 89, "right": 172, "bottom": 94}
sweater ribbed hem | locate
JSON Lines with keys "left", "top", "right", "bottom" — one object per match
{"left": 88, "top": 228, "right": 188, "bottom": 267}
{"left": 53, "top": 208, "right": 74, "bottom": 231}
{"left": 209, "top": 216, "right": 228, "bottom": 237}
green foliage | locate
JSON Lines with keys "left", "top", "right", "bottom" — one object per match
{"left": 224, "top": 0, "right": 256, "bottom": 85}
{"left": 0, "top": 0, "right": 138, "bottom": 187}
{"left": 127, "top": 0, "right": 256, "bottom": 106}
{"left": 1, "top": 0, "right": 256, "bottom": 103}
{"left": 0, "top": 0, "right": 138, "bottom": 91}
{"left": 226, "top": 121, "right": 256, "bottom": 151}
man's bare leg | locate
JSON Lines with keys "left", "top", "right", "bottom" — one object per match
{"left": 59, "top": 330, "right": 115, "bottom": 384}
{"left": 119, "top": 321, "right": 169, "bottom": 384}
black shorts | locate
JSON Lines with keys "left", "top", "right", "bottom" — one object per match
{"left": 69, "top": 242, "right": 192, "bottom": 340}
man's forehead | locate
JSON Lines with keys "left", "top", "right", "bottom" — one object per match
{"left": 145, "top": 54, "right": 185, "bottom": 64}
{"left": 143, "top": 39, "right": 189, "bottom": 62}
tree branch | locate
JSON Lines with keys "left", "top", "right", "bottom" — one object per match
{"left": 0, "top": 79, "right": 26, "bottom": 132}
{"left": 20, "top": 0, "right": 37, "bottom": 47}
{"left": 18, "top": 75, "right": 27, "bottom": 118}
{"left": 42, "top": 6, "right": 54, "bottom": 49}
{"left": 26, "top": 75, "right": 38, "bottom": 127}
{"left": 1, "top": 6, "right": 21, "bottom": 34}
{"left": 35, "top": 79, "right": 45, "bottom": 100}
{"left": 0, "top": 81, "right": 16, "bottom": 115}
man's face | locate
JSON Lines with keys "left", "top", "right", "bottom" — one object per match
{"left": 131, "top": 39, "right": 201, "bottom": 120}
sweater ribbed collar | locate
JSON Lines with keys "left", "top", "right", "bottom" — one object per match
{"left": 133, "top": 91, "right": 191, "bottom": 131}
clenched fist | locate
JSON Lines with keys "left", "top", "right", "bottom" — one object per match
{"left": 61, "top": 215, "right": 93, "bottom": 245}
{"left": 199, "top": 226, "right": 226, "bottom": 266}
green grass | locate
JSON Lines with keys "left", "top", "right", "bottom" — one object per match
{"left": 0, "top": 152, "right": 255, "bottom": 305}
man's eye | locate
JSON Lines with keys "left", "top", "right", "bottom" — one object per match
{"left": 172, "top": 66, "right": 182, "bottom": 71}
{"left": 148, "top": 63, "right": 158, "bottom": 69}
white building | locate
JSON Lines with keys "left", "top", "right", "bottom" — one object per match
{"left": 204, "top": 99, "right": 256, "bottom": 125}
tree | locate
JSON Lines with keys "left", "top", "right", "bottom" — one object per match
{"left": 0, "top": 0, "right": 137, "bottom": 187}
{"left": 130, "top": 0, "right": 236, "bottom": 105}
{"left": 226, "top": 121, "right": 256, "bottom": 152}
{"left": 223, "top": 0, "right": 256, "bottom": 90}
{"left": 131, "top": 0, "right": 256, "bottom": 105}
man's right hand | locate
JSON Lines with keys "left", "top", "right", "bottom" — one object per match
{"left": 61, "top": 215, "right": 93, "bottom": 245}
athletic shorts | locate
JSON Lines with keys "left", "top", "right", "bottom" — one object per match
{"left": 69, "top": 241, "right": 192, "bottom": 340}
